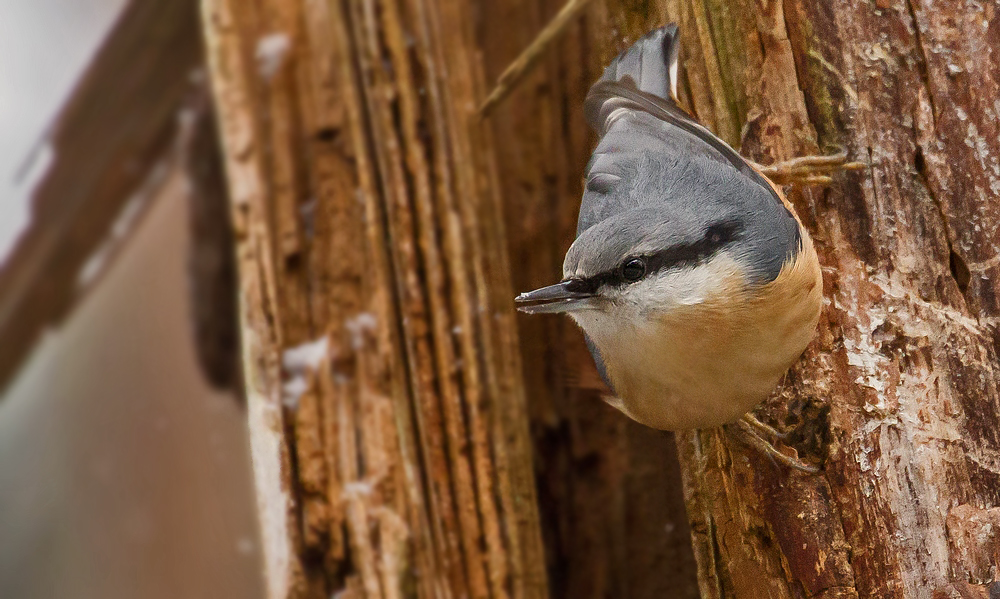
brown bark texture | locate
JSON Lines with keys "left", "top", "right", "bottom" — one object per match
{"left": 673, "top": 2, "right": 1000, "bottom": 597}
{"left": 201, "top": 0, "right": 546, "bottom": 597}
{"left": 488, "top": 0, "right": 1000, "bottom": 597}
{"left": 202, "top": 0, "right": 1000, "bottom": 597}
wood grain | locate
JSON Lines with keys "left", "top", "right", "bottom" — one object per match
{"left": 202, "top": 0, "right": 547, "bottom": 596}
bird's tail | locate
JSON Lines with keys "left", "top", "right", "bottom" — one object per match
{"left": 584, "top": 24, "right": 680, "bottom": 130}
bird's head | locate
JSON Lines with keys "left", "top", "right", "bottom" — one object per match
{"left": 515, "top": 207, "right": 764, "bottom": 321}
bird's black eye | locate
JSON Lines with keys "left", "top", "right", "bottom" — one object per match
{"left": 621, "top": 258, "right": 646, "bottom": 282}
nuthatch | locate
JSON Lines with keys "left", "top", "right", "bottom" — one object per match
{"left": 515, "top": 25, "right": 824, "bottom": 469}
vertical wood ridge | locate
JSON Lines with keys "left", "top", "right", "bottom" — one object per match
{"left": 201, "top": 0, "right": 548, "bottom": 596}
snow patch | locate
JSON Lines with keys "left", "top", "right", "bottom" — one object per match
{"left": 346, "top": 312, "right": 377, "bottom": 350}
{"left": 256, "top": 33, "right": 291, "bottom": 81}
{"left": 281, "top": 337, "right": 329, "bottom": 408}
{"left": 283, "top": 337, "right": 329, "bottom": 371}
{"left": 344, "top": 481, "right": 374, "bottom": 497}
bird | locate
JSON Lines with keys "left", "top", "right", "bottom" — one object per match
{"left": 514, "top": 24, "right": 825, "bottom": 471}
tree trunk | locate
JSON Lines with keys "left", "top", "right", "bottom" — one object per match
{"left": 202, "top": 0, "right": 1000, "bottom": 597}
{"left": 665, "top": 2, "right": 1000, "bottom": 597}
{"left": 202, "top": 0, "right": 546, "bottom": 597}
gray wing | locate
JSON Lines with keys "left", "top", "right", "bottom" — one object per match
{"left": 576, "top": 25, "right": 797, "bottom": 249}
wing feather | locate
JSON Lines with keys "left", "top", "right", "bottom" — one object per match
{"left": 582, "top": 25, "right": 782, "bottom": 206}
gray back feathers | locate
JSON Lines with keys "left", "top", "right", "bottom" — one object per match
{"left": 569, "top": 25, "right": 800, "bottom": 286}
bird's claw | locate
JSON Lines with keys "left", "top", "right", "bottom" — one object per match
{"left": 749, "top": 148, "right": 867, "bottom": 186}
{"left": 735, "top": 415, "right": 819, "bottom": 474}
{"left": 741, "top": 412, "right": 789, "bottom": 439}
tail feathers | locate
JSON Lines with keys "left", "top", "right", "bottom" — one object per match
{"left": 600, "top": 24, "right": 679, "bottom": 101}
{"left": 584, "top": 24, "right": 681, "bottom": 131}
{"left": 593, "top": 24, "right": 679, "bottom": 107}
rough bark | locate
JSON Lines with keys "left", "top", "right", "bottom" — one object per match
{"left": 484, "top": 0, "right": 1000, "bottom": 597}
{"left": 201, "top": 0, "right": 546, "bottom": 597}
{"left": 679, "top": 1, "right": 1000, "bottom": 596}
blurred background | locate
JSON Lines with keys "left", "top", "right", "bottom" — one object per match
{"left": 1, "top": 0, "right": 123, "bottom": 257}
{"left": 0, "top": 1, "right": 265, "bottom": 597}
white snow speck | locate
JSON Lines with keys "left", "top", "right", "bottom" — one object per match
{"left": 78, "top": 242, "right": 114, "bottom": 288}
{"left": 346, "top": 313, "right": 377, "bottom": 350}
{"left": 283, "top": 337, "right": 329, "bottom": 371}
{"left": 256, "top": 33, "right": 290, "bottom": 81}
{"left": 344, "top": 480, "right": 374, "bottom": 497}
{"left": 281, "top": 377, "right": 310, "bottom": 409}
{"left": 281, "top": 337, "right": 329, "bottom": 408}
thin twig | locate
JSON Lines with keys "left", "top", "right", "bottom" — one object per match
{"left": 770, "top": 175, "right": 835, "bottom": 186}
{"left": 479, "top": 0, "right": 597, "bottom": 117}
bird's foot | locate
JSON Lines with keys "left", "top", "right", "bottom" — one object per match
{"left": 742, "top": 412, "right": 789, "bottom": 440}
{"left": 749, "top": 149, "right": 867, "bottom": 186}
{"left": 735, "top": 415, "right": 819, "bottom": 474}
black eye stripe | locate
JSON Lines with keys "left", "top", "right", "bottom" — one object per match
{"left": 642, "top": 221, "right": 740, "bottom": 275}
{"left": 574, "top": 221, "right": 742, "bottom": 290}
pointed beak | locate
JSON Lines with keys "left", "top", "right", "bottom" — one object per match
{"left": 514, "top": 280, "right": 596, "bottom": 314}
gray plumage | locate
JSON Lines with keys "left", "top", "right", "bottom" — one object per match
{"left": 567, "top": 25, "right": 802, "bottom": 392}
{"left": 567, "top": 25, "right": 800, "bottom": 287}
{"left": 512, "top": 25, "right": 823, "bottom": 437}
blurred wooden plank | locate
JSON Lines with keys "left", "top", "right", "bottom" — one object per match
{"left": 0, "top": 0, "right": 201, "bottom": 392}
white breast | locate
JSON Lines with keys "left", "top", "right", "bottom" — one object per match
{"left": 572, "top": 238, "right": 822, "bottom": 431}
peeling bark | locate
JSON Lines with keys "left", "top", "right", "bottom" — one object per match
{"left": 201, "top": 0, "right": 546, "bottom": 597}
